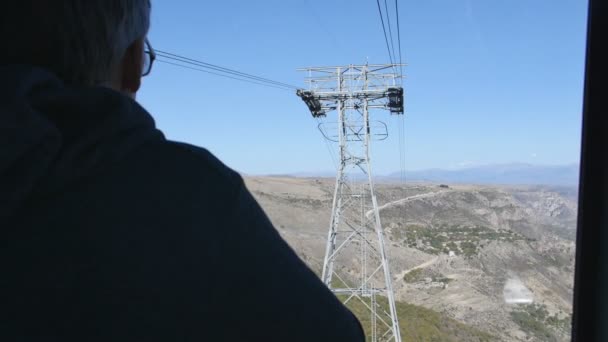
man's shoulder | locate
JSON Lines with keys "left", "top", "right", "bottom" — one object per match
{"left": 138, "top": 141, "right": 242, "bottom": 187}
{"left": 150, "top": 140, "right": 240, "bottom": 184}
{"left": 92, "top": 139, "right": 246, "bottom": 214}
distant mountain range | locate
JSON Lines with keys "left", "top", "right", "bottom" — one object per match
{"left": 277, "top": 163, "right": 580, "bottom": 186}
{"left": 390, "top": 163, "right": 580, "bottom": 186}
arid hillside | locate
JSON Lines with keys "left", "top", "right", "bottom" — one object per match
{"left": 245, "top": 177, "right": 577, "bottom": 342}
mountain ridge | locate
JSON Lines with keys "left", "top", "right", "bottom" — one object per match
{"left": 266, "top": 163, "right": 580, "bottom": 186}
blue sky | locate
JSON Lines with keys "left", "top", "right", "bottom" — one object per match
{"left": 138, "top": 0, "right": 588, "bottom": 175}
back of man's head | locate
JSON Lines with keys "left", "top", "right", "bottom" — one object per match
{"left": 0, "top": 0, "right": 151, "bottom": 87}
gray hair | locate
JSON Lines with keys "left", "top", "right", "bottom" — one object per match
{"left": 0, "top": 1, "right": 151, "bottom": 85}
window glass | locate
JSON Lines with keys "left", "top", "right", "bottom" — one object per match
{"left": 140, "top": 1, "right": 588, "bottom": 340}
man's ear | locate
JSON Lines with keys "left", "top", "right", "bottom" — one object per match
{"left": 120, "top": 38, "right": 145, "bottom": 96}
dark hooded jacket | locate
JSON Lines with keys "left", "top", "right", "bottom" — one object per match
{"left": 0, "top": 65, "right": 364, "bottom": 341}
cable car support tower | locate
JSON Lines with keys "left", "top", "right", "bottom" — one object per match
{"left": 297, "top": 64, "right": 404, "bottom": 342}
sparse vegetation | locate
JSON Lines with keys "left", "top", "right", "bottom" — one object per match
{"left": 460, "top": 241, "right": 478, "bottom": 258}
{"left": 403, "top": 268, "right": 424, "bottom": 283}
{"left": 339, "top": 295, "right": 496, "bottom": 342}
{"left": 547, "top": 314, "right": 572, "bottom": 334}
{"left": 253, "top": 190, "right": 327, "bottom": 209}
{"left": 394, "top": 224, "right": 525, "bottom": 258}
{"left": 432, "top": 276, "right": 453, "bottom": 284}
{"left": 510, "top": 304, "right": 571, "bottom": 341}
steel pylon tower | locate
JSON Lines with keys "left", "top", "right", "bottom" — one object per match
{"left": 297, "top": 64, "right": 404, "bottom": 342}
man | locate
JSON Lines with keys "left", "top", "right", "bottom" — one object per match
{"left": 0, "top": 1, "right": 364, "bottom": 341}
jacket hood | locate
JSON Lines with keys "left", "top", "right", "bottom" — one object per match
{"left": 0, "top": 65, "right": 163, "bottom": 218}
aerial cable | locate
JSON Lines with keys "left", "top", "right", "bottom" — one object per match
{"left": 156, "top": 59, "right": 294, "bottom": 92}
{"left": 395, "top": 0, "right": 404, "bottom": 81}
{"left": 156, "top": 50, "right": 299, "bottom": 89}
{"left": 395, "top": 0, "right": 406, "bottom": 184}
{"left": 316, "top": 116, "right": 340, "bottom": 171}
{"left": 375, "top": 0, "right": 396, "bottom": 68}
{"left": 155, "top": 50, "right": 300, "bottom": 90}
{"left": 383, "top": 0, "right": 398, "bottom": 67}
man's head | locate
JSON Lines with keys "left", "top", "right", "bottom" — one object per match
{"left": 0, "top": 1, "right": 151, "bottom": 97}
